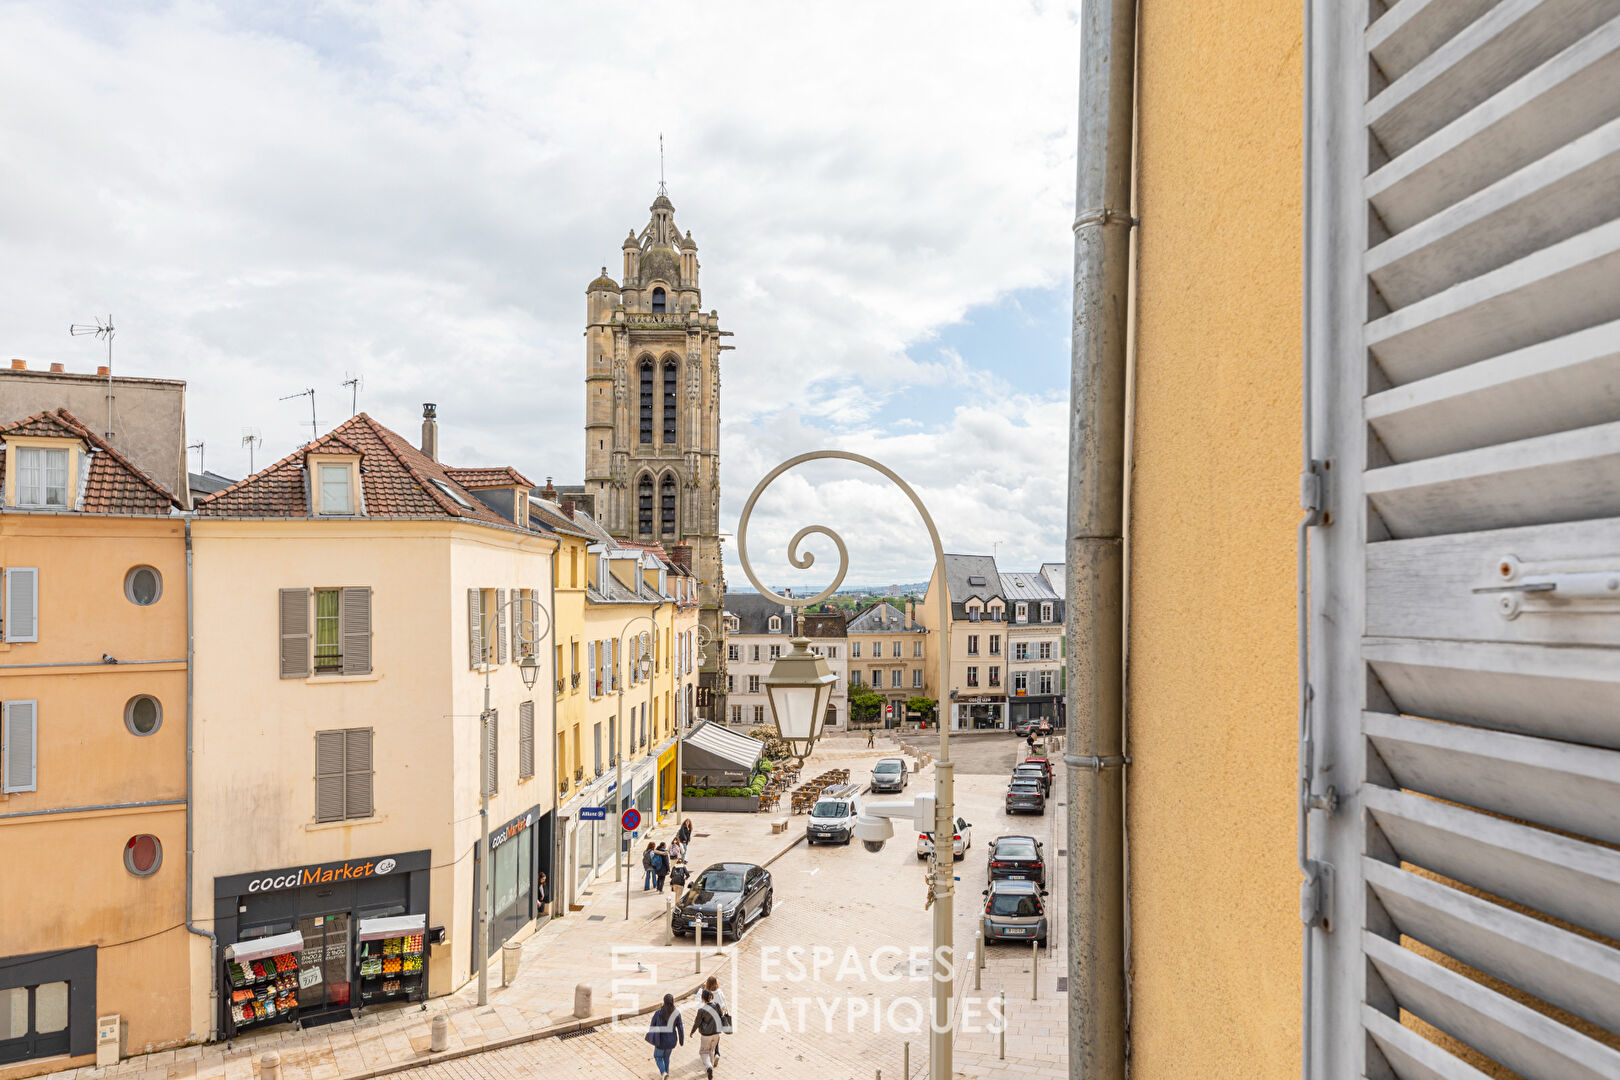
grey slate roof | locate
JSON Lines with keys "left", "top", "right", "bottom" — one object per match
{"left": 722, "top": 592, "right": 792, "bottom": 635}
{"left": 1000, "top": 571, "right": 1060, "bottom": 603}
{"left": 846, "top": 601, "right": 925, "bottom": 634}
{"left": 943, "top": 554, "right": 1004, "bottom": 604}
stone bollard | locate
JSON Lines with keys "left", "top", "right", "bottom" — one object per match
{"left": 429, "top": 1014, "right": 448, "bottom": 1053}
{"left": 664, "top": 896, "right": 673, "bottom": 946}
{"left": 573, "top": 983, "right": 592, "bottom": 1019}
{"left": 695, "top": 921, "right": 703, "bottom": 974}
{"left": 501, "top": 941, "right": 522, "bottom": 987}
{"left": 999, "top": 990, "right": 1007, "bottom": 1060}
{"left": 903, "top": 1041, "right": 910, "bottom": 1080}
{"left": 1032, "top": 939, "right": 1039, "bottom": 1000}
{"left": 259, "top": 1051, "right": 281, "bottom": 1080}
{"left": 974, "top": 930, "right": 983, "bottom": 990}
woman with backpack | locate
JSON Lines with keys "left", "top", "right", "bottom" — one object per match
{"left": 652, "top": 842, "right": 670, "bottom": 892}
{"left": 692, "top": 987, "right": 728, "bottom": 1078}
{"left": 641, "top": 841, "right": 657, "bottom": 891}
{"left": 645, "top": 993, "right": 684, "bottom": 1079}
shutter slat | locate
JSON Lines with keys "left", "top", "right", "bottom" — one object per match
{"left": 1365, "top": 785, "right": 1620, "bottom": 942}
{"left": 340, "top": 587, "right": 372, "bottom": 675}
{"left": 1368, "top": 0, "right": 1506, "bottom": 85}
{"left": 1364, "top": 638, "right": 1620, "bottom": 749}
{"left": 2, "top": 700, "right": 37, "bottom": 793}
{"left": 468, "top": 589, "right": 483, "bottom": 669}
{"left": 518, "top": 700, "right": 535, "bottom": 779}
{"left": 495, "top": 588, "right": 508, "bottom": 665}
{"left": 1366, "top": 711, "right": 1620, "bottom": 843}
{"left": 1366, "top": 859, "right": 1620, "bottom": 1036}
{"left": 346, "top": 729, "right": 374, "bottom": 819}
{"left": 4, "top": 568, "right": 38, "bottom": 644}
{"left": 1363, "top": 1004, "right": 1499, "bottom": 1080}
{"left": 1364, "top": 931, "right": 1620, "bottom": 1080}
{"left": 280, "top": 588, "right": 310, "bottom": 678}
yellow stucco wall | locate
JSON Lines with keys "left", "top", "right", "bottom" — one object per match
{"left": 1126, "top": 3, "right": 1303, "bottom": 1078}
{"left": 0, "top": 516, "right": 194, "bottom": 1076}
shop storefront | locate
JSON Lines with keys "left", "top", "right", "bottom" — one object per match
{"left": 212, "top": 851, "right": 431, "bottom": 1033}
{"left": 0, "top": 947, "right": 95, "bottom": 1067}
{"left": 1009, "top": 695, "right": 1062, "bottom": 727}
{"left": 656, "top": 743, "right": 677, "bottom": 819}
{"left": 952, "top": 698, "right": 1007, "bottom": 730}
{"left": 471, "top": 806, "right": 551, "bottom": 972}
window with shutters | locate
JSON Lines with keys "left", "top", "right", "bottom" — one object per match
{"left": 852, "top": 641, "right": 861, "bottom": 658}
{"left": 753, "top": 705, "right": 765, "bottom": 724}
{"left": 3, "top": 567, "right": 39, "bottom": 644}
{"left": 728, "top": 643, "right": 738, "bottom": 661}
{"left": 912, "top": 670, "right": 923, "bottom": 689}
{"left": 768, "top": 645, "right": 780, "bottom": 661}
{"left": 1038, "top": 671, "right": 1052, "bottom": 695}
{"left": 314, "top": 728, "right": 373, "bottom": 822}
{"left": 314, "top": 589, "right": 341, "bottom": 672}
{"left": 1038, "top": 641, "right": 1052, "bottom": 661}
{"left": 2, "top": 700, "right": 38, "bottom": 793}
{"left": 518, "top": 701, "right": 534, "bottom": 779}
{"left": 592, "top": 722, "right": 602, "bottom": 775}
{"left": 281, "top": 587, "right": 371, "bottom": 678}
{"left": 747, "top": 675, "right": 760, "bottom": 694}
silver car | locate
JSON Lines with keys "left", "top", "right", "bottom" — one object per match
{"left": 981, "top": 879, "right": 1049, "bottom": 945}
{"left": 870, "top": 757, "right": 909, "bottom": 793}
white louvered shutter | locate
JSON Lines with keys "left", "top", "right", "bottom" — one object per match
{"left": 483, "top": 709, "right": 498, "bottom": 796}
{"left": 1312, "top": 6, "right": 1620, "bottom": 1079}
{"left": 344, "top": 728, "right": 373, "bottom": 818}
{"left": 518, "top": 700, "right": 535, "bottom": 779}
{"left": 468, "top": 589, "right": 483, "bottom": 669}
{"left": 511, "top": 590, "right": 524, "bottom": 660}
{"left": 587, "top": 640, "right": 597, "bottom": 697}
{"left": 279, "top": 588, "right": 309, "bottom": 678}
{"left": 340, "top": 587, "right": 372, "bottom": 675}
{"left": 4, "top": 568, "right": 38, "bottom": 643}
{"left": 2, "top": 700, "right": 37, "bottom": 793}
{"left": 495, "top": 588, "right": 508, "bottom": 664}
{"left": 314, "top": 730, "right": 346, "bottom": 822}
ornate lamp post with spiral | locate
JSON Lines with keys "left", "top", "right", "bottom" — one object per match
{"left": 737, "top": 450, "right": 954, "bottom": 1080}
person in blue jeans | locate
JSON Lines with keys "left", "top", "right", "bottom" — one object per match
{"left": 642, "top": 841, "right": 657, "bottom": 891}
{"left": 646, "top": 993, "right": 684, "bottom": 1078}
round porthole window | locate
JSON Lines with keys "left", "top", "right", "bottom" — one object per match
{"left": 125, "top": 834, "right": 162, "bottom": 876}
{"left": 125, "top": 695, "right": 162, "bottom": 736}
{"left": 125, "top": 566, "right": 162, "bottom": 606}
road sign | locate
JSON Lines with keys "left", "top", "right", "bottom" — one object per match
{"left": 579, "top": 806, "right": 608, "bottom": 821}
{"left": 621, "top": 807, "right": 641, "bottom": 832}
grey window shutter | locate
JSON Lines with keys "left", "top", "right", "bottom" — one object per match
{"left": 4, "top": 568, "right": 38, "bottom": 643}
{"left": 314, "top": 730, "right": 346, "bottom": 822}
{"left": 340, "top": 587, "right": 372, "bottom": 675}
{"left": 483, "top": 709, "right": 498, "bottom": 796}
{"left": 495, "top": 589, "right": 509, "bottom": 664}
{"left": 510, "top": 590, "right": 523, "bottom": 660}
{"left": 345, "top": 728, "right": 373, "bottom": 819}
{"left": 518, "top": 700, "right": 535, "bottom": 779}
{"left": 468, "top": 589, "right": 483, "bottom": 669}
{"left": 279, "top": 588, "right": 310, "bottom": 678}
{"left": 2, "top": 700, "right": 38, "bottom": 793}
{"left": 587, "top": 640, "right": 597, "bottom": 697}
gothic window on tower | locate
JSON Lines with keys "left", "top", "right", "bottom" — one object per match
{"left": 638, "top": 476, "right": 654, "bottom": 536}
{"left": 660, "top": 475, "right": 677, "bottom": 537}
{"left": 652, "top": 287, "right": 666, "bottom": 314}
{"left": 639, "top": 360, "right": 654, "bottom": 444}
{"left": 662, "top": 361, "right": 678, "bottom": 442}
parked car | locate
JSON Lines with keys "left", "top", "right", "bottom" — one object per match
{"left": 806, "top": 784, "right": 863, "bottom": 845}
{"left": 1012, "top": 719, "right": 1037, "bottom": 736}
{"left": 1012, "top": 763, "right": 1050, "bottom": 796}
{"left": 870, "top": 757, "right": 910, "bottom": 793}
{"left": 981, "top": 879, "right": 1049, "bottom": 945}
{"left": 670, "top": 862, "right": 773, "bottom": 939}
{"left": 1021, "top": 757, "right": 1054, "bottom": 793}
{"left": 987, "top": 835, "right": 1047, "bottom": 886}
{"left": 1005, "top": 777, "right": 1046, "bottom": 815}
{"left": 917, "top": 816, "right": 973, "bottom": 860}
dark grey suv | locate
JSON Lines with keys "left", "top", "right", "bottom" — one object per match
{"left": 870, "top": 757, "right": 909, "bottom": 793}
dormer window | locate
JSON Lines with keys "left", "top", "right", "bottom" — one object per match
{"left": 1040, "top": 602, "right": 1053, "bottom": 622}
{"left": 515, "top": 490, "right": 529, "bottom": 528}
{"left": 318, "top": 464, "right": 353, "bottom": 514}
{"left": 767, "top": 615, "right": 782, "bottom": 633}
{"left": 15, "top": 446, "right": 70, "bottom": 507}
{"left": 652, "top": 287, "right": 666, "bottom": 314}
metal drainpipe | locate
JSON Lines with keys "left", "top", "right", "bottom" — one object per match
{"left": 183, "top": 519, "right": 219, "bottom": 1042}
{"left": 1065, "top": 0, "right": 1136, "bottom": 1077}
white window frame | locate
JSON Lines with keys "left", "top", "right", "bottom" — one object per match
{"left": 1040, "top": 602, "right": 1053, "bottom": 622}
{"left": 15, "top": 447, "right": 70, "bottom": 508}
{"left": 317, "top": 463, "right": 355, "bottom": 515}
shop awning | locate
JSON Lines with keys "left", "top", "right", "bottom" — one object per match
{"left": 680, "top": 720, "right": 764, "bottom": 784}
{"left": 356, "top": 914, "right": 426, "bottom": 942}
{"left": 226, "top": 930, "right": 304, "bottom": 962}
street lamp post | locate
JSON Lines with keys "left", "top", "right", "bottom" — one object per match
{"left": 738, "top": 451, "right": 954, "bottom": 1080}
{"left": 612, "top": 606, "right": 663, "bottom": 887}
{"left": 476, "top": 595, "right": 549, "bottom": 1008}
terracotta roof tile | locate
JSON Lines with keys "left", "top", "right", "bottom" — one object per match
{"left": 442, "top": 465, "right": 534, "bottom": 490}
{"left": 195, "top": 413, "right": 516, "bottom": 528}
{"left": 0, "top": 409, "right": 181, "bottom": 515}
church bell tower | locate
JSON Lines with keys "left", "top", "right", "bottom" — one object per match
{"left": 584, "top": 186, "right": 729, "bottom": 719}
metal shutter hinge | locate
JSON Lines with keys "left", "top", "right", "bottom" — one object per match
{"left": 1300, "top": 859, "right": 1333, "bottom": 931}
{"left": 1300, "top": 461, "right": 1327, "bottom": 526}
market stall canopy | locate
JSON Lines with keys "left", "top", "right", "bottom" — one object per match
{"left": 356, "top": 913, "right": 426, "bottom": 942}
{"left": 226, "top": 929, "right": 304, "bottom": 962}
{"left": 681, "top": 720, "right": 764, "bottom": 785}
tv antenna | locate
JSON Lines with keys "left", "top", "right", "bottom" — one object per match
{"left": 241, "top": 429, "right": 263, "bottom": 473}
{"left": 68, "top": 315, "right": 115, "bottom": 440}
{"left": 658, "top": 133, "right": 667, "bottom": 197}
{"left": 187, "top": 441, "right": 205, "bottom": 474}
{"left": 340, "top": 372, "right": 363, "bottom": 417}
{"left": 279, "top": 388, "right": 317, "bottom": 442}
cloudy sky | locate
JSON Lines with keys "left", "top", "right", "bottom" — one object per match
{"left": 0, "top": 1, "right": 1080, "bottom": 588}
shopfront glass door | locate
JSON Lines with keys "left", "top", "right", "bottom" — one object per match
{"left": 0, "top": 982, "right": 68, "bottom": 1065}
{"left": 296, "top": 914, "right": 352, "bottom": 1011}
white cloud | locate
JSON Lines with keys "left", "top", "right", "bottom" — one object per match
{"left": 0, "top": 0, "right": 1079, "bottom": 580}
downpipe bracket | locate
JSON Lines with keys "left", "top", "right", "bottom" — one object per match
{"left": 1072, "top": 207, "right": 1139, "bottom": 233}
{"left": 1064, "top": 753, "right": 1130, "bottom": 772}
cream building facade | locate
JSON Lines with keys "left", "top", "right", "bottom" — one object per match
{"left": 918, "top": 555, "right": 1009, "bottom": 729}
{"left": 719, "top": 594, "right": 847, "bottom": 731}
{"left": 1000, "top": 566, "right": 1065, "bottom": 729}
{"left": 845, "top": 601, "right": 930, "bottom": 727}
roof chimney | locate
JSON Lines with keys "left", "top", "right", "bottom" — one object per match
{"left": 96, "top": 365, "right": 109, "bottom": 376}
{"left": 421, "top": 403, "right": 438, "bottom": 462}
{"left": 670, "top": 543, "right": 692, "bottom": 571}
{"left": 542, "top": 476, "right": 558, "bottom": 503}
{"left": 10, "top": 359, "right": 24, "bottom": 370}
{"left": 48, "top": 362, "right": 64, "bottom": 373}
{"left": 559, "top": 497, "right": 576, "bottom": 520}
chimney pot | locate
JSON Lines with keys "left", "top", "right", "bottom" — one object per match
{"left": 96, "top": 365, "right": 109, "bottom": 376}
{"left": 10, "top": 359, "right": 25, "bottom": 370}
{"left": 421, "top": 403, "right": 438, "bottom": 462}
{"left": 49, "top": 362, "right": 65, "bottom": 373}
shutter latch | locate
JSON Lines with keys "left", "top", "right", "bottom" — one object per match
{"left": 1474, "top": 555, "right": 1620, "bottom": 619}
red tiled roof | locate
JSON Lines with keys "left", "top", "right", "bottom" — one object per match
{"left": 442, "top": 465, "right": 534, "bottom": 490}
{"left": 0, "top": 408, "right": 181, "bottom": 515}
{"left": 195, "top": 413, "right": 515, "bottom": 526}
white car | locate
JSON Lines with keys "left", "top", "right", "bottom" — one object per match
{"left": 917, "top": 816, "right": 973, "bottom": 860}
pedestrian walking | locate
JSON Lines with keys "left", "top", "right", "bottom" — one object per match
{"left": 642, "top": 841, "right": 657, "bottom": 891}
{"left": 692, "top": 988, "right": 727, "bottom": 1078}
{"left": 675, "top": 818, "right": 694, "bottom": 845}
{"left": 866, "top": 728, "right": 875, "bottom": 749}
{"left": 653, "top": 842, "right": 670, "bottom": 892}
{"left": 704, "top": 975, "right": 727, "bottom": 1019}
{"left": 645, "top": 993, "right": 684, "bottom": 1079}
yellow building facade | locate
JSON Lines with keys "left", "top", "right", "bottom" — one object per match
{"left": 0, "top": 410, "right": 194, "bottom": 1078}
